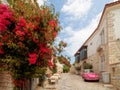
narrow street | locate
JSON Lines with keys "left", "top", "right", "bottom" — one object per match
{"left": 36, "top": 73, "right": 115, "bottom": 90}
{"left": 56, "top": 73, "right": 114, "bottom": 90}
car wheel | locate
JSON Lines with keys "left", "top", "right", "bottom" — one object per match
{"left": 84, "top": 79, "right": 87, "bottom": 82}
{"left": 96, "top": 80, "right": 99, "bottom": 82}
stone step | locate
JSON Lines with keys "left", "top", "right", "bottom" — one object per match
{"left": 103, "top": 84, "right": 113, "bottom": 87}
{"left": 44, "top": 84, "right": 56, "bottom": 89}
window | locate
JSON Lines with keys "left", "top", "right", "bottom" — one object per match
{"left": 80, "top": 46, "right": 87, "bottom": 60}
{"left": 100, "top": 29, "right": 105, "bottom": 44}
{"left": 75, "top": 54, "right": 80, "bottom": 63}
{"left": 100, "top": 55, "right": 106, "bottom": 71}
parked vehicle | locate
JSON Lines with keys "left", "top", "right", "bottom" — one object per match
{"left": 82, "top": 69, "right": 99, "bottom": 81}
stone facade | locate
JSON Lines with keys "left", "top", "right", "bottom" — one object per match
{"left": 107, "top": 5, "right": 120, "bottom": 90}
{"left": 74, "top": 1, "right": 120, "bottom": 89}
{"left": 86, "top": 54, "right": 99, "bottom": 73}
{"left": 110, "top": 63, "right": 120, "bottom": 90}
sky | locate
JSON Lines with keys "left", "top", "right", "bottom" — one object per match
{"left": 38, "top": 0, "right": 118, "bottom": 64}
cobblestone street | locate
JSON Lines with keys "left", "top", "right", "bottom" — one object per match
{"left": 36, "top": 73, "right": 115, "bottom": 90}
{"left": 56, "top": 73, "right": 114, "bottom": 90}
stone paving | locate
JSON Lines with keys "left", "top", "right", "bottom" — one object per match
{"left": 56, "top": 73, "right": 115, "bottom": 90}
{"left": 36, "top": 73, "right": 115, "bottom": 90}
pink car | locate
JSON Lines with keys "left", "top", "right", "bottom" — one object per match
{"left": 82, "top": 69, "right": 99, "bottom": 81}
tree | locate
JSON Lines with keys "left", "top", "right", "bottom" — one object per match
{"left": 63, "top": 64, "right": 70, "bottom": 73}
{"left": 0, "top": 0, "right": 60, "bottom": 89}
{"left": 83, "top": 62, "right": 93, "bottom": 69}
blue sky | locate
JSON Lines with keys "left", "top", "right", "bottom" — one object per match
{"left": 38, "top": 0, "right": 118, "bottom": 64}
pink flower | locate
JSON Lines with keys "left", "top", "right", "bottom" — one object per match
{"left": 29, "top": 53, "right": 37, "bottom": 58}
{"left": 28, "top": 53, "right": 37, "bottom": 64}
{"left": 1, "top": 19, "right": 11, "bottom": 25}
{"left": 0, "top": 4, "right": 13, "bottom": 32}
{"left": 29, "top": 58, "right": 37, "bottom": 64}
{"left": 0, "top": 4, "right": 8, "bottom": 13}
{"left": 0, "top": 23, "right": 6, "bottom": 31}
{"left": 2, "top": 12, "right": 13, "bottom": 19}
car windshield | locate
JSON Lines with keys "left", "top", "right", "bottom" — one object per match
{"left": 84, "top": 69, "right": 94, "bottom": 73}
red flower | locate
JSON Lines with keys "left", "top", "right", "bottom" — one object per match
{"left": 48, "top": 60, "right": 54, "bottom": 69}
{"left": 28, "top": 53, "right": 37, "bottom": 64}
{"left": 2, "top": 11, "right": 13, "bottom": 19}
{"left": 39, "top": 43, "right": 52, "bottom": 54}
{"left": 35, "top": 17, "right": 40, "bottom": 22}
{"left": 13, "top": 79, "right": 24, "bottom": 87}
{"left": 3, "top": 34, "right": 9, "bottom": 41}
{"left": 33, "top": 38, "right": 39, "bottom": 43}
{"left": 0, "top": 22, "right": 7, "bottom": 32}
{"left": 29, "top": 58, "right": 36, "bottom": 64}
{"left": 0, "top": 42, "right": 2, "bottom": 46}
{"left": 27, "top": 22, "right": 33, "bottom": 29}
{"left": 36, "top": 62, "right": 41, "bottom": 66}
{"left": 48, "top": 20, "right": 57, "bottom": 27}
{"left": 27, "top": 33, "right": 32, "bottom": 37}
{"left": 0, "top": 4, "right": 13, "bottom": 32}
{"left": 18, "top": 17, "right": 26, "bottom": 27}
{"left": 41, "top": 47, "right": 49, "bottom": 53}
{"left": 15, "top": 30, "right": 25, "bottom": 36}
{"left": 17, "top": 42, "right": 23, "bottom": 48}
{"left": 0, "top": 4, "right": 8, "bottom": 13}
{"left": 33, "top": 25, "right": 38, "bottom": 30}
{"left": 48, "top": 60, "right": 54, "bottom": 66}
{"left": 0, "top": 49, "right": 4, "bottom": 55}
{"left": 24, "top": 29, "right": 28, "bottom": 33}
{"left": 53, "top": 32, "right": 57, "bottom": 38}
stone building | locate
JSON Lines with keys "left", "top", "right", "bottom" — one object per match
{"left": 74, "top": 1, "right": 120, "bottom": 90}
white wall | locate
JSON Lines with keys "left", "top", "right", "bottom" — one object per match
{"left": 85, "top": 17, "right": 107, "bottom": 57}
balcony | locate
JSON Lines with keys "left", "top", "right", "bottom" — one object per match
{"left": 75, "top": 54, "right": 80, "bottom": 63}
{"left": 80, "top": 48, "right": 87, "bottom": 60}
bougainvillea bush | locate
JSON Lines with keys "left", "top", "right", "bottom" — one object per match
{"left": 0, "top": 0, "right": 60, "bottom": 88}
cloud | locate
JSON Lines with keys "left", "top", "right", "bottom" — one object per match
{"left": 61, "top": 0, "right": 93, "bottom": 20}
{"left": 61, "top": 12, "right": 102, "bottom": 57}
{"left": 61, "top": 26, "right": 74, "bottom": 36}
{"left": 113, "top": 0, "right": 118, "bottom": 1}
{"left": 37, "top": 0, "right": 47, "bottom": 6}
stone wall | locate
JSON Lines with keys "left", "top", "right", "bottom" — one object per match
{"left": 69, "top": 65, "right": 76, "bottom": 74}
{"left": 110, "top": 63, "right": 120, "bottom": 90}
{"left": 85, "top": 53, "right": 99, "bottom": 73}
{"left": 107, "top": 9, "right": 120, "bottom": 90}
{"left": 107, "top": 9, "right": 120, "bottom": 64}
{"left": 0, "top": 71, "right": 14, "bottom": 90}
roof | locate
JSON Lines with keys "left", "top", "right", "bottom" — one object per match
{"left": 74, "top": 1, "right": 120, "bottom": 56}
